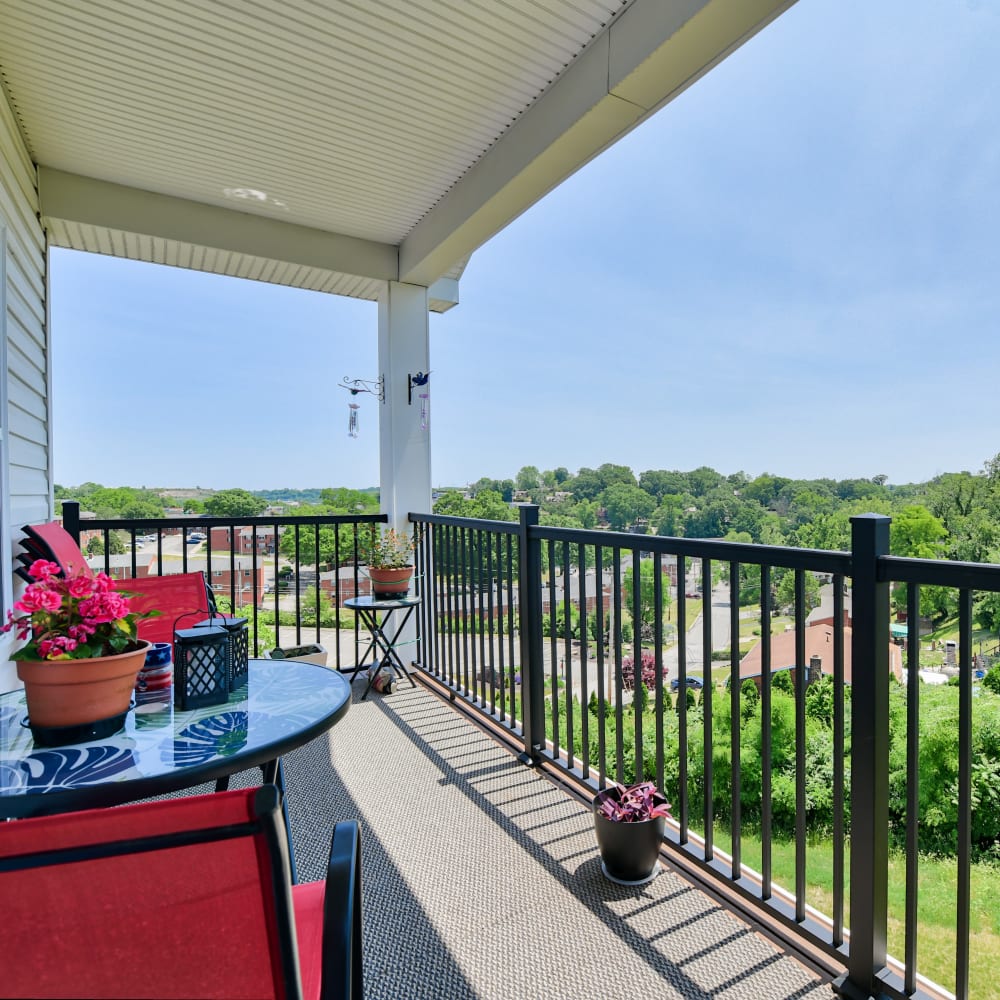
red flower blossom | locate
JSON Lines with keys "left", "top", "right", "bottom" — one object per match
{"left": 1, "top": 561, "right": 151, "bottom": 661}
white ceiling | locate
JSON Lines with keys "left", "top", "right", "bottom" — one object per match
{"left": 0, "top": 0, "right": 795, "bottom": 311}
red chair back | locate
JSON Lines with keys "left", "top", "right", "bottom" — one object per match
{"left": 123, "top": 571, "right": 215, "bottom": 646}
{"left": 16, "top": 522, "right": 216, "bottom": 650}
{"left": 18, "top": 521, "right": 93, "bottom": 578}
{"left": 0, "top": 787, "right": 302, "bottom": 999}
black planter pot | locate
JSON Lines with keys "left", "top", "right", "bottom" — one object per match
{"left": 593, "top": 790, "right": 666, "bottom": 885}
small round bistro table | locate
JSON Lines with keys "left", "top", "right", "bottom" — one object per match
{"left": 343, "top": 594, "right": 421, "bottom": 699}
{"left": 0, "top": 659, "right": 350, "bottom": 820}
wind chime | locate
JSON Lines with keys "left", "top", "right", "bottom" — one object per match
{"left": 339, "top": 375, "right": 384, "bottom": 438}
{"left": 409, "top": 371, "right": 431, "bottom": 432}
{"left": 339, "top": 371, "right": 431, "bottom": 437}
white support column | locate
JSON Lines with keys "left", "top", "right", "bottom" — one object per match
{"left": 377, "top": 281, "right": 432, "bottom": 532}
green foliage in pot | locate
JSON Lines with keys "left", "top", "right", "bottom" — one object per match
{"left": 366, "top": 528, "right": 419, "bottom": 569}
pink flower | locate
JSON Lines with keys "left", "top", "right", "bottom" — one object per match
{"left": 28, "top": 559, "right": 60, "bottom": 581}
{"left": 16, "top": 585, "right": 62, "bottom": 614}
{"left": 67, "top": 574, "right": 96, "bottom": 599}
{"left": 8, "top": 558, "right": 146, "bottom": 661}
{"left": 78, "top": 592, "right": 128, "bottom": 624}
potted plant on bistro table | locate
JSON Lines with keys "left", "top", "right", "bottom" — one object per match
{"left": 365, "top": 527, "right": 418, "bottom": 596}
{"left": 593, "top": 781, "right": 672, "bottom": 885}
{"left": 2, "top": 559, "right": 153, "bottom": 745}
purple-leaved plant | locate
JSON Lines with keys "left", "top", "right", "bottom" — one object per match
{"left": 621, "top": 650, "right": 667, "bottom": 691}
{"left": 595, "top": 781, "right": 671, "bottom": 823}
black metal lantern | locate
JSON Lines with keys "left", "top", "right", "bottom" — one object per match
{"left": 173, "top": 625, "right": 230, "bottom": 709}
{"left": 195, "top": 614, "right": 249, "bottom": 690}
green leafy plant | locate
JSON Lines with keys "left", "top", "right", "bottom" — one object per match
{"left": 366, "top": 527, "right": 419, "bottom": 569}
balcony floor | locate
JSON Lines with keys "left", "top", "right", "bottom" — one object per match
{"left": 280, "top": 678, "right": 838, "bottom": 1000}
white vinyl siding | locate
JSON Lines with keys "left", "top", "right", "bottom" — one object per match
{"left": 1, "top": 81, "right": 48, "bottom": 624}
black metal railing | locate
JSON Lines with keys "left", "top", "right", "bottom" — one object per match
{"left": 61, "top": 501, "right": 386, "bottom": 664}
{"left": 410, "top": 506, "right": 1000, "bottom": 1000}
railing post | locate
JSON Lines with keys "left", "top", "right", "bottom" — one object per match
{"left": 836, "top": 514, "right": 890, "bottom": 1000}
{"left": 517, "top": 505, "right": 544, "bottom": 765}
{"left": 61, "top": 501, "right": 81, "bottom": 545}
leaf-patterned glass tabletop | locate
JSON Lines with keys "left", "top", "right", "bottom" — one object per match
{"left": 0, "top": 660, "right": 350, "bottom": 816}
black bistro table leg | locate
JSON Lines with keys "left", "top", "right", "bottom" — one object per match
{"left": 344, "top": 596, "right": 421, "bottom": 700}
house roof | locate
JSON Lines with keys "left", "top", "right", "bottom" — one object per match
{"left": 0, "top": 1, "right": 794, "bottom": 311}
{"left": 739, "top": 623, "right": 904, "bottom": 685}
{"left": 87, "top": 552, "right": 157, "bottom": 571}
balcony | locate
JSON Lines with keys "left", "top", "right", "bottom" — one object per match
{"left": 60, "top": 501, "right": 1000, "bottom": 1000}
{"left": 278, "top": 678, "right": 834, "bottom": 1000}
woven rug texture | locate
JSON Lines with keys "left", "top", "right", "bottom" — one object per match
{"left": 268, "top": 679, "right": 838, "bottom": 1000}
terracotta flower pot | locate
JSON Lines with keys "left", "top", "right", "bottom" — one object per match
{"left": 16, "top": 641, "right": 151, "bottom": 730}
{"left": 368, "top": 566, "right": 414, "bottom": 596}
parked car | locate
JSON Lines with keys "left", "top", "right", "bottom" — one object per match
{"left": 670, "top": 675, "right": 704, "bottom": 691}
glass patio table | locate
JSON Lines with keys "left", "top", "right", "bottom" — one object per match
{"left": 0, "top": 659, "right": 351, "bottom": 821}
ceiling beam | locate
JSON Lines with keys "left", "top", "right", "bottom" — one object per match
{"left": 38, "top": 167, "right": 399, "bottom": 283}
{"left": 399, "top": 0, "right": 796, "bottom": 286}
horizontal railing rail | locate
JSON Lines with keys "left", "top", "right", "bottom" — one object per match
{"left": 61, "top": 500, "right": 387, "bottom": 665}
{"left": 410, "top": 506, "right": 1000, "bottom": 1000}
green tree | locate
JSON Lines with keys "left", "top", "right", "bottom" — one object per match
{"left": 430, "top": 490, "right": 516, "bottom": 581}
{"left": 686, "top": 466, "right": 725, "bottom": 497}
{"left": 516, "top": 465, "right": 541, "bottom": 492}
{"left": 639, "top": 469, "right": 689, "bottom": 500}
{"left": 715, "top": 531, "right": 761, "bottom": 603}
{"left": 572, "top": 467, "right": 604, "bottom": 501}
{"left": 601, "top": 483, "right": 654, "bottom": 531}
{"left": 434, "top": 489, "right": 515, "bottom": 523}
{"left": 742, "top": 473, "right": 791, "bottom": 509}
{"left": 320, "top": 487, "right": 378, "bottom": 513}
{"left": 623, "top": 559, "right": 671, "bottom": 638}
{"left": 890, "top": 505, "right": 952, "bottom": 621}
{"left": 775, "top": 570, "right": 821, "bottom": 614}
{"left": 983, "top": 665, "right": 1000, "bottom": 696}
{"left": 85, "top": 531, "right": 127, "bottom": 556}
{"left": 204, "top": 488, "right": 267, "bottom": 518}
{"left": 570, "top": 500, "right": 598, "bottom": 529}
{"left": 596, "top": 463, "right": 637, "bottom": 490}
{"left": 80, "top": 486, "right": 166, "bottom": 520}
{"left": 890, "top": 505, "right": 947, "bottom": 559}
{"left": 975, "top": 590, "right": 1000, "bottom": 633}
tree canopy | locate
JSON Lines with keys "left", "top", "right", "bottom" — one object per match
{"left": 202, "top": 489, "right": 268, "bottom": 518}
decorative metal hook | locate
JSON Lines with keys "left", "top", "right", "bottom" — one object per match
{"left": 339, "top": 375, "right": 384, "bottom": 403}
{"left": 408, "top": 371, "right": 430, "bottom": 405}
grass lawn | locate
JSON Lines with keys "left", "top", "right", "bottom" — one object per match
{"left": 717, "top": 824, "right": 1000, "bottom": 996}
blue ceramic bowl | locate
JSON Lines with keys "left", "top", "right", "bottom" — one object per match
{"left": 144, "top": 642, "right": 172, "bottom": 668}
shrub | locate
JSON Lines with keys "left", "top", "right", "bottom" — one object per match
{"left": 621, "top": 650, "right": 667, "bottom": 691}
{"left": 984, "top": 665, "right": 1000, "bottom": 695}
{"left": 772, "top": 669, "right": 795, "bottom": 694}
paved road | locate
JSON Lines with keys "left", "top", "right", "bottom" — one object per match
{"left": 660, "top": 582, "right": 731, "bottom": 682}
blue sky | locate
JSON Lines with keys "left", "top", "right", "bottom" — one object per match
{"left": 52, "top": 0, "right": 1000, "bottom": 493}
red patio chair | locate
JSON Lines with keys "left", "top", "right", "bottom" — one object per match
{"left": 0, "top": 785, "right": 363, "bottom": 1000}
{"left": 16, "top": 521, "right": 216, "bottom": 647}
{"left": 16, "top": 520, "right": 93, "bottom": 579}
